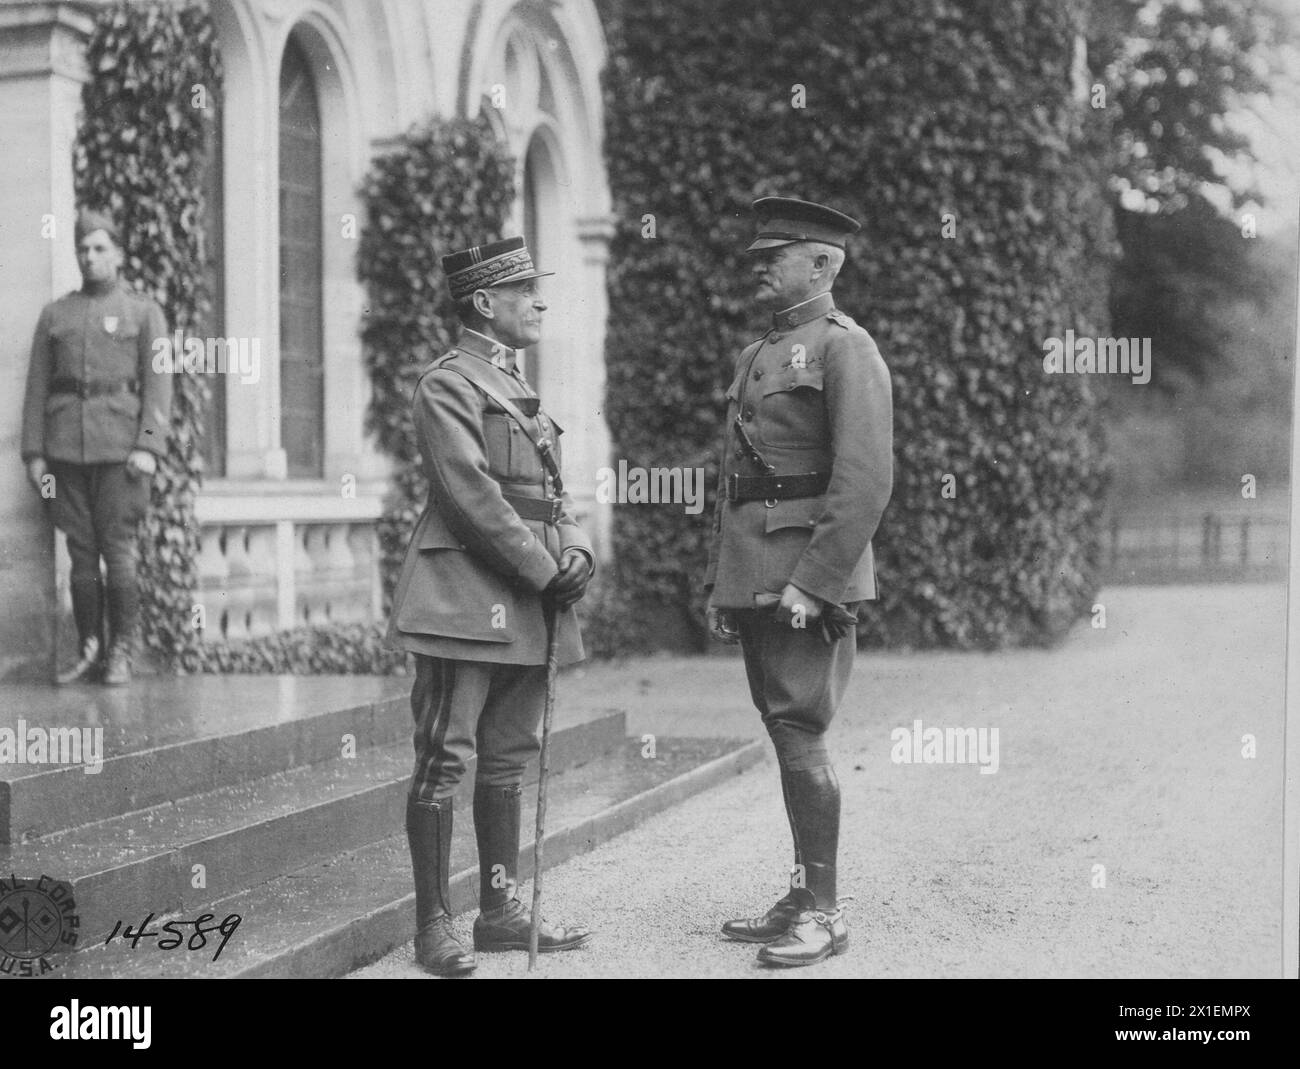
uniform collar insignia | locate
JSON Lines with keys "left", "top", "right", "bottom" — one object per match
{"left": 457, "top": 328, "right": 518, "bottom": 371}
{"left": 771, "top": 291, "right": 835, "bottom": 331}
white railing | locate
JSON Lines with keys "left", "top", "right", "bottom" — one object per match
{"left": 194, "top": 489, "right": 384, "bottom": 642}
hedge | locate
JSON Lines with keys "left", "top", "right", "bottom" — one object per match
{"left": 598, "top": 0, "right": 1116, "bottom": 649}
{"left": 73, "top": 0, "right": 222, "bottom": 668}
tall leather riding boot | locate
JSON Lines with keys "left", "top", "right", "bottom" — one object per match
{"left": 757, "top": 765, "right": 849, "bottom": 967}
{"left": 787, "top": 764, "right": 838, "bottom": 909}
{"left": 781, "top": 764, "right": 803, "bottom": 869}
{"left": 57, "top": 576, "right": 104, "bottom": 685}
{"left": 406, "top": 795, "right": 476, "bottom": 975}
{"left": 721, "top": 765, "right": 807, "bottom": 943}
{"left": 474, "top": 783, "right": 522, "bottom": 912}
{"left": 472, "top": 782, "right": 592, "bottom": 953}
{"left": 103, "top": 581, "right": 140, "bottom": 686}
{"left": 71, "top": 574, "right": 104, "bottom": 648}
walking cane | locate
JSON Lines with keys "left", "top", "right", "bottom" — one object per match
{"left": 529, "top": 598, "right": 561, "bottom": 971}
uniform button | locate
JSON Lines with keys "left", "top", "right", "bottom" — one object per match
{"left": 753, "top": 369, "right": 763, "bottom": 380}
{"left": 742, "top": 405, "right": 755, "bottom": 421}
{"left": 734, "top": 447, "right": 745, "bottom": 459}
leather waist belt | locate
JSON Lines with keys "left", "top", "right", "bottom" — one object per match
{"left": 504, "top": 493, "right": 563, "bottom": 524}
{"left": 51, "top": 378, "right": 138, "bottom": 399}
{"left": 726, "top": 471, "right": 830, "bottom": 503}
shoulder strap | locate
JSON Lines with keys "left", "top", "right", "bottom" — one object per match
{"left": 435, "top": 355, "right": 565, "bottom": 494}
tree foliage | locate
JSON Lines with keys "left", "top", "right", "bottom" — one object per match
{"left": 599, "top": 0, "right": 1116, "bottom": 649}
{"left": 1088, "top": 0, "right": 1291, "bottom": 389}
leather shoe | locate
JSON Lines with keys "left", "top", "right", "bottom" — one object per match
{"left": 102, "top": 642, "right": 132, "bottom": 686}
{"left": 721, "top": 891, "right": 804, "bottom": 943}
{"left": 57, "top": 637, "right": 102, "bottom": 685}
{"left": 473, "top": 898, "right": 591, "bottom": 953}
{"left": 414, "top": 916, "right": 477, "bottom": 976}
{"left": 756, "top": 906, "right": 849, "bottom": 967}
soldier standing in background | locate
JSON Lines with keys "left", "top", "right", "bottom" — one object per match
{"left": 705, "top": 197, "right": 893, "bottom": 967}
{"left": 21, "top": 209, "right": 172, "bottom": 686}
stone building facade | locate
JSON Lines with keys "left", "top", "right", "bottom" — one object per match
{"left": 0, "top": 0, "right": 613, "bottom": 678}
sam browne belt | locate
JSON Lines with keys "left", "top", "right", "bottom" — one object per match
{"left": 726, "top": 471, "right": 830, "bottom": 503}
{"left": 728, "top": 414, "right": 829, "bottom": 502}
{"left": 502, "top": 493, "right": 563, "bottom": 524}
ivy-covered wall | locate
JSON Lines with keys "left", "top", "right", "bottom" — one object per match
{"left": 356, "top": 115, "right": 517, "bottom": 607}
{"left": 73, "top": 0, "right": 222, "bottom": 668}
{"left": 599, "top": 0, "right": 1116, "bottom": 649}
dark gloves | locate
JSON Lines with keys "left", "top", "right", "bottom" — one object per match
{"left": 543, "top": 550, "right": 591, "bottom": 610}
{"left": 754, "top": 592, "right": 857, "bottom": 646}
{"left": 818, "top": 603, "right": 859, "bottom": 645}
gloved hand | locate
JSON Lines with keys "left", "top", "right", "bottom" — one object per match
{"left": 707, "top": 603, "right": 741, "bottom": 644}
{"left": 818, "top": 603, "right": 859, "bottom": 646}
{"left": 544, "top": 550, "right": 591, "bottom": 610}
{"left": 756, "top": 592, "right": 856, "bottom": 646}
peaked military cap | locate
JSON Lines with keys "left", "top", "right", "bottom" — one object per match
{"left": 74, "top": 208, "right": 121, "bottom": 246}
{"left": 442, "top": 236, "right": 554, "bottom": 300}
{"left": 746, "top": 197, "right": 861, "bottom": 252}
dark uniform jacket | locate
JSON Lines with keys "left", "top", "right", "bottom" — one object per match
{"left": 386, "top": 330, "right": 592, "bottom": 666}
{"left": 705, "top": 291, "right": 893, "bottom": 609}
{"left": 21, "top": 280, "right": 172, "bottom": 464}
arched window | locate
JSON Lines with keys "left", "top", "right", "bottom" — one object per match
{"left": 278, "top": 36, "right": 324, "bottom": 478}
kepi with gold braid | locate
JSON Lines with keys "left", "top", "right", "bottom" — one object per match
{"left": 442, "top": 236, "right": 554, "bottom": 300}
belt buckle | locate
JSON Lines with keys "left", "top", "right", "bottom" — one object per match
{"left": 726, "top": 472, "right": 739, "bottom": 502}
{"left": 548, "top": 497, "right": 562, "bottom": 524}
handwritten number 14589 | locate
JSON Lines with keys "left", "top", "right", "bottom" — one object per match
{"left": 104, "top": 913, "right": 241, "bottom": 962}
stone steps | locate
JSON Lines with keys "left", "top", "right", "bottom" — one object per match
{"left": 0, "top": 673, "right": 764, "bottom": 979}
{"left": 52, "top": 737, "right": 764, "bottom": 978}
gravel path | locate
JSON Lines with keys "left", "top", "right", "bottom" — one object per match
{"left": 351, "top": 583, "right": 1286, "bottom": 979}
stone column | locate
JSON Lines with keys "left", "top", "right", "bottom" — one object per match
{"left": 0, "top": 1, "right": 95, "bottom": 680}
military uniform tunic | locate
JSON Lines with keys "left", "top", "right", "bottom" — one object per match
{"left": 705, "top": 291, "right": 892, "bottom": 607}
{"left": 21, "top": 279, "right": 171, "bottom": 465}
{"left": 386, "top": 329, "right": 593, "bottom": 799}
{"left": 705, "top": 291, "right": 892, "bottom": 765}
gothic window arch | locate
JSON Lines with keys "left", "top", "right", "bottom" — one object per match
{"left": 278, "top": 33, "right": 325, "bottom": 479}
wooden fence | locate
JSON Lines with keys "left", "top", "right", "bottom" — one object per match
{"left": 1102, "top": 506, "right": 1289, "bottom": 584}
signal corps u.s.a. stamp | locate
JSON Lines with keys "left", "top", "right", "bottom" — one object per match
{"left": 0, "top": 874, "right": 80, "bottom": 977}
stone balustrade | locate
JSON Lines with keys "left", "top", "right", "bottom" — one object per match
{"left": 196, "top": 519, "right": 381, "bottom": 642}
{"left": 194, "top": 489, "right": 385, "bottom": 643}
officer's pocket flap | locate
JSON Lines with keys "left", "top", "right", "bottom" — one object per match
{"left": 764, "top": 496, "right": 824, "bottom": 533}
{"left": 761, "top": 366, "right": 825, "bottom": 396}
{"left": 416, "top": 517, "right": 464, "bottom": 550}
{"left": 395, "top": 549, "right": 514, "bottom": 643}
